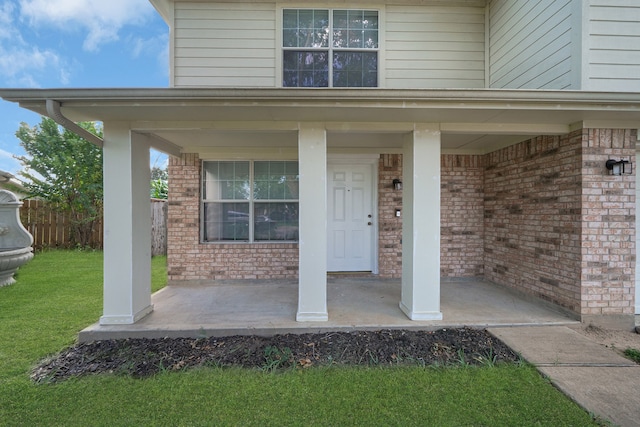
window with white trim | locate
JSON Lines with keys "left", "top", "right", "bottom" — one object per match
{"left": 282, "top": 9, "right": 379, "bottom": 87}
{"left": 202, "top": 161, "right": 299, "bottom": 242}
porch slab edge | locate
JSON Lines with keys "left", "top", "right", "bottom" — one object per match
{"left": 78, "top": 321, "right": 580, "bottom": 343}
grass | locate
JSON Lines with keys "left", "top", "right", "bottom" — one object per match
{"left": 624, "top": 348, "right": 640, "bottom": 364}
{"left": 0, "top": 250, "right": 599, "bottom": 426}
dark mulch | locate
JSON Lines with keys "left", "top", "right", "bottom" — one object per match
{"left": 32, "top": 328, "right": 520, "bottom": 382}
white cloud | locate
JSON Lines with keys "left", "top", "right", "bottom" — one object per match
{"left": 0, "top": 0, "right": 161, "bottom": 87}
{"left": 0, "top": 148, "right": 22, "bottom": 174}
{"left": 0, "top": 2, "right": 16, "bottom": 40}
{"left": 0, "top": 2, "right": 21, "bottom": 42}
{"left": 0, "top": 47, "right": 63, "bottom": 84}
{"left": 19, "top": 0, "right": 156, "bottom": 52}
{"left": 130, "top": 34, "right": 165, "bottom": 59}
{"left": 0, "top": 147, "right": 17, "bottom": 160}
{"left": 0, "top": 1, "right": 68, "bottom": 87}
{"left": 128, "top": 32, "right": 169, "bottom": 78}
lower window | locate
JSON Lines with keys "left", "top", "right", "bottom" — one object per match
{"left": 202, "top": 161, "right": 299, "bottom": 242}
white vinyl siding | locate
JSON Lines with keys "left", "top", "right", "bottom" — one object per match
{"left": 385, "top": 6, "right": 485, "bottom": 89}
{"left": 586, "top": 0, "right": 640, "bottom": 91}
{"left": 488, "top": 0, "right": 573, "bottom": 89}
{"left": 169, "top": 0, "right": 640, "bottom": 91}
{"left": 174, "top": 2, "right": 276, "bottom": 87}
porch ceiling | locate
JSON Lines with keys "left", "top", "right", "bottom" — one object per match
{"left": 2, "top": 88, "right": 640, "bottom": 155}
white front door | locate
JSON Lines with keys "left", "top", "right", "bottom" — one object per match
{"left": 327, "top": 162, "right": 375, "bottom": 272}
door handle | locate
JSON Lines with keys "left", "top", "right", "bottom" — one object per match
{"left": 367, "top": 222, "right": 372, "bottom": 226}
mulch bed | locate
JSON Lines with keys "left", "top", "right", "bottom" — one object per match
{"left": 32, "top": 328, "right": 520, "bottom": 382}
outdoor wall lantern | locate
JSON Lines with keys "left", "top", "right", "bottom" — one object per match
{"left": 393, "top": 179, "right": 403, "bottom": 191}
{"left": 605, "top": 159, "right": 632, "bottom": 176}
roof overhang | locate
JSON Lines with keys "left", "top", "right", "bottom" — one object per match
{"left": 2, "top": 88, "right": 640, "bottom": 155}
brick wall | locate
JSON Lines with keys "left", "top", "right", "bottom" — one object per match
{"left": 376, "top": 154, "right": 485, "bottom": 279}
{"left": 484, "top": 133, "right": 584, "bottom": 312}
{"left": 378, "top": 154, "right": 403, "bottom": 278}
{"left": 167, "top": 153, "right": 200, "bottom": 280}
{"left": 580, "top": 129, "right": 636, "bottom": 322}
{"left": 167, "top": 129, "right": 636, "bottom": 324}
{"left": 441, "top": 154, "right": 485, "bottom": 277}
{"left": 484, "top": 129, "right": 636, "bottom": 321}
{"left": 168, "top": 153, "right": 298, "bottom": 281}
{"left": 168, "top": 153, "right": 411, "bottom": 280}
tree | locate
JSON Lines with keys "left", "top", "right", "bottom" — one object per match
{"left": 151, "top": 166, "right": 168, "bottom": 181}
{"left": 150, "top": 166, "right": 168, "bottom": 199}
{"left": 15, "top": 117, "right": 103, "bottom": 248}
{"left": 150, "top": 177, "right": 168, "bottom": 199}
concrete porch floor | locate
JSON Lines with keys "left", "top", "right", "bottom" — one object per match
{"left": 79, "top": 278, "right": 579, "bottom": 342}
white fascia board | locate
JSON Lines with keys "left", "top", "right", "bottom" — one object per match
{"left": 3, "top": 87, "right": 640, "bottom": 103}
{"left": 149, "top": 0, "right": 172, "bottom": 24}
{"left": 3, "top": 88, "right": 640, "bottom": 127}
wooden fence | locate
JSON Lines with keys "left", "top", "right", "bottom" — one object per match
{"left": 150, "top": 198, "right": 168, "bottom": 256}
{"left": 19, "top": 199, "right": 168, "bottom": 255}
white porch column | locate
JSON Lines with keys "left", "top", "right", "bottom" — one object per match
{"left": 400, "top": 125, "right": 443, "bottom": 320}
{"left": 297, "top": 123, "right": 328, "bottom": 321}
{"left": 100, "top": 123, "right": 153, "bottom": 325}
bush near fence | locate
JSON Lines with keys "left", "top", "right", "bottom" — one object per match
{"left": 19, "top": 199, "right": 167, "bottom": 255}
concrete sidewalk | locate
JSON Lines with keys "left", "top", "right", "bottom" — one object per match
{"left": 489, "top": 326, "right": 640, "bottom": 427}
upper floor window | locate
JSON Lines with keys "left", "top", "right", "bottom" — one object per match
{"left": 202, "top": 161, "right": 299, "bottom": 242}
{"left": 282, "top": 9, "right": 379, "bottom": 88}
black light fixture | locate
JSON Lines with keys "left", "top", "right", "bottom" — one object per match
{"left": 605, "top": 159, "right": 632, "bottom": 176}
{"left": 393, "top": 179, "right": 402, "bottom": 191}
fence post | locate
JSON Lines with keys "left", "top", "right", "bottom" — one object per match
{"left": 151, "top": 199, "right": 168, "bottom": 256}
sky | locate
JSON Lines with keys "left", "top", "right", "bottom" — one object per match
{"left": 0, "top": 0, "right": 170, "bottom": 175}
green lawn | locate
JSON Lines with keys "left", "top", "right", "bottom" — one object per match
{"left": 0, "top": 250, "right": 598, "bottom": 426}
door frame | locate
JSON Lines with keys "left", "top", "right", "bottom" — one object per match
{"left": 327, "top": 154, "right": 379, "bottom": 274}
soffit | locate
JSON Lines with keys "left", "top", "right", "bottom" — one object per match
{"left": 2, "top": 88, "right": 640, "bottom": 154}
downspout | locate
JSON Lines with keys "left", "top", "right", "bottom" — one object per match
{"left": 45, "top": 99, "right": 104, "bottom": 148}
